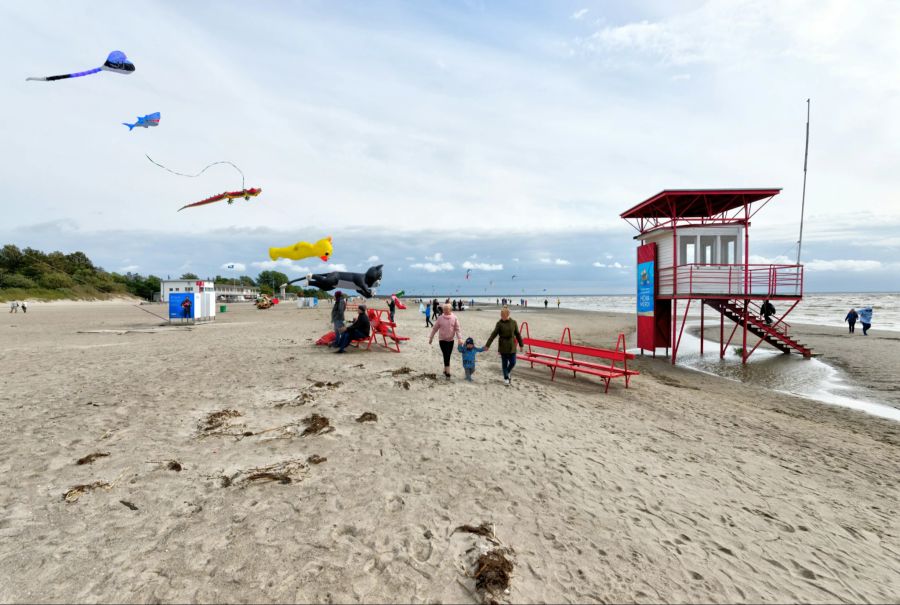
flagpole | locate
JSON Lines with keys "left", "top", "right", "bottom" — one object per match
{"left": 797, "top": 99, "right": 810, "bottom": 266}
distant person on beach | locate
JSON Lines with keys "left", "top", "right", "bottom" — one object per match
{"left": 761, "top": 299, "right": 776, "bottom": 325}
{"left": 557, "top": 298, "right": 561, "bottom": 309}
{"left": 9, "top": 301, "right": 18, "bottom": 313}
{"left": 429, "top": 303, "right": 462, "bottom": 379}
{"left": 858, "top": 307, "right": 873, "bottom": 336}
{"left": 424, "top": 302, "right": 433, "bottom": 327}
{"left": 335, "top": 305, "right": 370, "bottom": 353}
{"left": 432, "top": 299, "right": 440, "bottom": 319}
{"left": 457, "top": 337, "right": 486, "bottom": 382}
{"left": 181, "top": 297, "right": 192, "bottom": 319}
{"left": 330, "top": 291, "right": 347, "bottom": 346}
{"left": 845, "top": 308, "right": 858, "bottom": 334}
{"left": 387, "top": 296, "right": 396, "bottom": 323}
{"left": 544, "top": 299, "right": 548, "bottom": 309}
{"left": 452, "top": 300, "right": 457, "bottom": 311}
{"left": 21, "top": 300, "right": 27, "bottom": 314}
{"left": 485, "top": 306, "right": 524, "bottom": 386}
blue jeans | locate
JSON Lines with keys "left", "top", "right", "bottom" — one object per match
{"left": 336, "top": 328, "right": 367, "bottom": 351}
{"left": 501, "top": 353, "right": 517, "bottom": 379}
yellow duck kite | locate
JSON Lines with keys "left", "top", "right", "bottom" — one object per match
{"left": 269, "top": 236, "right": 333, "bottom": 262}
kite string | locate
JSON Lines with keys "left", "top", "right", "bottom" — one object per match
{"left": 145, "top": 155, "right": 245, "bottom": 190}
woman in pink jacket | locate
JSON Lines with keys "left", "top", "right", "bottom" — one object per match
{"left": 429, "top": 303, "right": 462, "bottom": 379}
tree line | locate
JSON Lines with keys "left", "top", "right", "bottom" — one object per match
{"left": 0, "top": 245, "right": 328, "bottom": 301}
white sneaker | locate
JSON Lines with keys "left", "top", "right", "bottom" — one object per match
{"left": 504, "top": 378, "right": 510, "bottom": 386}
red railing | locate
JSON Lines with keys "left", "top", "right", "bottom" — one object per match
{"left": 658, "top": 264, "right": 803, "bottom": 298}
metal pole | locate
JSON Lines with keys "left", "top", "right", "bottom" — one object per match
{"left": 797, "top": 98, "right": 810, "bottom": 266}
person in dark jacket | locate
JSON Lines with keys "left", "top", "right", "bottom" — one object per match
{"left": 761, "top": 299, "right": 776, "bottom": 325}
{"left": 432, "top": 299, "right": 441, "bottom": 319}
{"left": 330, "top": 291, "right": 347, "bottom": 346}
{"left": 335, "top": 305, "right": 370, "bottom": 353}
{"left": 845, "top": 308, "right": 858, "bottom": 334}
{"left": 387, "top": 297, "right": 396, "bottom": 323}
{"left": 484, "top": 306, "right": 524, "bottom": 386}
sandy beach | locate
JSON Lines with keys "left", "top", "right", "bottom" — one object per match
{"left": 1, "top": 301, "right": 898, "bottom": 603}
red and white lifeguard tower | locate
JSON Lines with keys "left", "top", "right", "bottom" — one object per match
{"left": 620, "top": 189, "right": 812, "bottom": 364}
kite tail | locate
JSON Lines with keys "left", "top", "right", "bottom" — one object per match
{"left": 145, "top": 155, "right": 246, "bottom": 190}
{"left": 26, "top": 67, "right": 102, "bottom": 82}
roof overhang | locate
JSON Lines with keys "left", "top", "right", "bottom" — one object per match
{"left": 621, "top": 188, "right": 781, "bottom": 234}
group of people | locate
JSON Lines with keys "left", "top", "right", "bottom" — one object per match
{"left": 8, "top": 300, "right": 27, "bottom": 313}
{"left": 428, "top": 303, "right": 524, "bottom": 385}
{"left": 844, "top": 307, "right": 874, "bottom": 336}
{"left": 424, "top": 298, "right": 467, "bottom": 327}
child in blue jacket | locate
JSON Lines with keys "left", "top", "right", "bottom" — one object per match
{"left": 457, "top": 337, "right": 486, "bottom": 381}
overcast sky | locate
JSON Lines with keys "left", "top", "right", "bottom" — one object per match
{"left": 2, "top": 1, "right": 899, "bottom": 294}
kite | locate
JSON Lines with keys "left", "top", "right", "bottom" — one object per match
{"left": 391, "top": 293, "right": 407, "bottom": 309}
{"left": 269, "top": 237, "right": 333, "bottom": 262}
{"left": 511, "top": 275, "right": 518, "bottom": 280}
{"left": 27, "top": 50, "right": 135, "bottom": 82}
{"left": 177, "top": 188, "right": 262, "bottom": 212}
{"left": 146, "top": 155, "right": 261, "bottom": 212}
{"left": 465, "top": 269, "right": 471, "bottom": 280}
{"left": 285, "top": 265, "right": 383, "bottom": 298}
{"left": 123, "top": 112, "right": 160, "bottom": 130}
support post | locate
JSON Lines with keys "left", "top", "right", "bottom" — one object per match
{"left": 700, "top": 300, "right": 705, "bottom": 355}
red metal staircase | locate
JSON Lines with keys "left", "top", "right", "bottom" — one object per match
{"left": 705, "top": 299, "right": 813, "bottom": 358}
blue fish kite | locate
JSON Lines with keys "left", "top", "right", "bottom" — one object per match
{"left": 122, "top": 112, "right": 160, "bottom": 131}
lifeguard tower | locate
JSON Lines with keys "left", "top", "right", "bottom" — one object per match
{"left": 620, "top": 189, "right": 812, "bottom": 364}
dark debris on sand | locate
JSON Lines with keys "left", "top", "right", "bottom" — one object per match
{"left": 474, "top": 548, "right": 515, "bottom": 596}
{"left": 307, "top": 454, "right": 327, "bottom": 465}
{"left": 301, "top": 413, "right": 334, "bottom": 436}
{"left": 76, "top": 452, "right": 110, "bottom": 465}
{"left": 356, "top": 412, "right": 378, "bottom": 423}
{"left": 200, "top": 409, "right": 242, "bottom": 433}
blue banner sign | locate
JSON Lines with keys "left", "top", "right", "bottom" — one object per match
{"left": 637, "top": 261, "right": 654, "bottom": 315}
{"left": 169, "top": 292, "right": 195, "bottom": 320}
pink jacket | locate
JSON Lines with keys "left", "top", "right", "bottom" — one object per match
{"left": 430, "top": 313, "right": 461, "bottom": 342}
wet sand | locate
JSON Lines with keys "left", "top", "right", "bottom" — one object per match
{"left": 0, "top": 302, "right": 898, "bottom": 603}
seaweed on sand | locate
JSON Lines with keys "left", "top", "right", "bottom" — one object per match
{"left": 301, "top": 413, "right": 334, "bottom": 436}
{"left": 227, "top": 458, "right": 310, "bottom": 487}
{"left": 200, "top": 409, "right": 242, "bottom": 433}
{"left": 454, "top": 522, "right": 498, "bottom": 543}
{"left": 63, "top": 481, "right": 111, "bottom": 503}
{"left": 76, "top": 452, "right": 110, "bottom": 465}
{"left": 473, "top": 548, "right": 515, "bottom": 596}
{"left": 356, "top": 412, "right": 378, "bottom": 423}
{"left": 307, "top": 454, "right": 327, "bottom": 465}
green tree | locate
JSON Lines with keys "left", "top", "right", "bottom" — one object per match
{"left": 180, "top": 272, "right": 199, "bottom": 280}
{"left": 256, "top": 270, "right": 289, "bottom": 295}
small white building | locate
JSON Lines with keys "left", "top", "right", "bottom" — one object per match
{"left": 217, "top": 284, "right": 259, "bottom": 302}
{"left": 161, "top": 280, "right": 216, "bottom": 323}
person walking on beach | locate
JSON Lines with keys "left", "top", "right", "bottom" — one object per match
{"left": 845, "top": 308, "right": 858, "bottom": 334}
{"left": 432, "top": 299, "right": 441, "bottom": 319}
{"left": 485, "top": 306, "right": 524, "bottom": 386}
{"left": 557, "top": 297, "right": 560, "bottom": 309}
{"left": 387, "top": 296, "right": 396, "bottom": 323}
{"left": 335, "top": 305, "right": 370, "bottom": 353}
{"left": 330, "top": 291, "right": 347, "bottom": 346}
{"left": 429, "top": 303, "right": 462, "bottom": 379}
{"left": 9, "top": 301, "right": 18, "bottom": 313}
{"left": 424, "top": 302, "right": 433, "bottom": 327}
{"left": 20, "top": 300, "right": 27, "bottom": 314}
{"left": 761, "top": 299, "right": 776, "bottom": 325}
{"left": 544, "top": 299, "right": 548, "bottom": 309}
{"left": 457, "top": 337, "right": 486, "bottom": 382}
{"left": 858, "top": 306, "right": 873, "bottom": 336}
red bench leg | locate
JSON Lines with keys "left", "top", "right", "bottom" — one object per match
{"left": 604, "top": 378, "right": 610, "bottom": 393}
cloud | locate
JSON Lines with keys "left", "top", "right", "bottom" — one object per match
{"left": 462, "top": 261, "right": 503, "bottom": 271}
{"left": 119, "top": 264, "right": 140, "bottom": 272}
{"left": 220, "top": 262, "right": 246, "bottom": 272}
{"left": 805, "top": 259, "right": 883, "bottom": 272}
{"left": 469, "top": 254, "right": 478, "bottom": 259}
{"left": 555, "top": 259, "right": 571, "bottom": 266}
{"left": 593, "top": 261, "right": 625, "bottom": 269}
{"left": 366, "top": 255, "right": 379, "bottom": 262}
{"left": 410, "top": 262, "right": 455, "bottom": 272}
{"left": 571, "top": 8, "right": 589, "bottom": 20}
{"left": 326, "top": 263, "right": 348, "bottom": 272}
{"left": 251, "top": 259, "right": 312, "bottom": 273}
{"left": 540, "top": 258, "right": 551, "bottom": 264}
{"left": 405, "top": 256, "right": 416, "bottom": 261}
{"left": 425, "top": 253, "right": 444, "bottom": 262}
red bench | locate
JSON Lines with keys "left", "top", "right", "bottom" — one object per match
{"left": 518, "top": 322, "right": 638, "bottom": 393}
{"left": 350, "top": 309, "right": 409, "bottom": 353}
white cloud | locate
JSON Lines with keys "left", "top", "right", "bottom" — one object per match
{"left": 425, "top": 252, "right": 444, "bottom": 262}
{"left": 326, "top": 263, "right": 348, "bottom": 272}
{"left": 571, "top": 8, "right": 589, "bottom": 20}
{"left": 119, "top": 264, "right": 139, "bottom": 272}
{"left": 462, "top": 261, "right": 503, "bottom": 271}
{"left": 469, "top": 253, "right": 478, "bottom": 259}
{"left": 410, "top": 262, "right": 455, "bottom": 272}
{"left": 540, "top": 258, "right": 551, "bottom": 264}
{"left": 512, "top": 258, "right": 520, "bottom": 263}
{"left": 366, "top": 255, "right": 379, "bottom": 262}
{"left": 605, "top": 253, "right": 614, "bottom": 259}
{"left": 251, "top": 259, "right": 312, "bottom": 273}
{"left": 805, "top": 259, "right": 882, "bottom": 272}
{"left": 405, "top": 256, "right": 415, "bottom": 261}
{"left": 555, "top": 258, "right": 571, "bottom": 266}
{"left": 220, "top": 262, "right": 246, "bottom": 272}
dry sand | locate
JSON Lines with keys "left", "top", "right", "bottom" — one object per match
{"left": 0, "top": 301, "right": 898, "bottom": 603}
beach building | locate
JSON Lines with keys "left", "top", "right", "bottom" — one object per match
{"left": 621, "top": 189, "right": 812, "bottom": 364}
{"left": 160, "top": 279, "right": 216, "bottom": 323}
{"left": 217, "top": 284, "right": 259, "bottom": 302}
